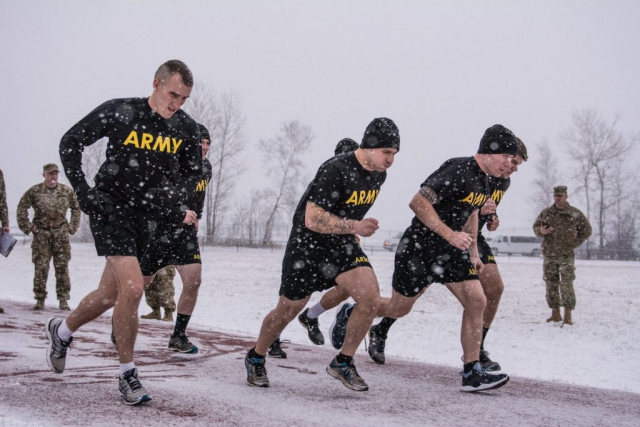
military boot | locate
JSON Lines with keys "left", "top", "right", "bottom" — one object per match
{"left": 33, "top": 300, "right": 45, "bottom": 310}
{"left": 59, "top": 300, "right": 70, "bottom": 311}
{"left": 563, "top": 308, "right": 573, "bottom": 326}
{"left": 162, "top": 309, "right": 174, "bottom": 322}
{"left": 546, "top": 308, "right": 562, "bottom": 323}
{"left": 141, "top": 308, "right": 161, "bottom": 320}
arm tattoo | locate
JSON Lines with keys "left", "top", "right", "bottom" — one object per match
{"left": 311, "top": 209, "right": 355, "bottom": 234}
{"left": 419, "top": 186, "right": 438, "bottom": 204}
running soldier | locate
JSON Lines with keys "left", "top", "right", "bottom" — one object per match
{"left": 0, "top": 169, "right": 9, "bottom": 314}
{"left": 269, "top": 137, "right": 361, "bottom": 359}
{"left": 138, "top": 123, "right": 212, "bottom": 354}
{"left": 366, "top": 138, "right": 528, "bottom": 370}
{"left": 141, "top": 266, "right": 177, "bottom": 321}
{"left": 17, "top": 163, "right": 80, "bottom": 311}
{"left": 46, "top": 60, "right": 202, "bottom": 406}
{"left": 244, "top": 118, "right": 399, "bottom": 391}
{"left": 533, "top": 185, "right": 592, "bottom": 325}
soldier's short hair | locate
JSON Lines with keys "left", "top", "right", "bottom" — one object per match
{"left": 515, "top": 137, "right": 528, "bottom": 162}
{"left": 154, "top": 60, "right": 193, "bottom": 87}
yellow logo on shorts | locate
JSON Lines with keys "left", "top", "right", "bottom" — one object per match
{"left": 355, "top": 256, "right": 369, "bottom": 264}
{"left": 194, "top": 254, "right": 201, "bottom": 260}
{"left": 487, "top": 255, "right": 495, "bottom": 261}
{"left": 469, "top": 268, "right": 477, "bottom": 275}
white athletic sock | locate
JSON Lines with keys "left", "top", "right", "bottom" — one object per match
{"left": 307, "top": 302, "right": 327, "bottom": 319}
{"left": 119, "top": 362, "right": 136, "bottom": 377}
{"left": 57, "top": 320, "right": 73, "bottom": 342}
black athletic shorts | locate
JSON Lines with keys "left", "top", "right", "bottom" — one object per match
{"left": 392, "top": 228, "right": 479, "bottom": 297}
{"left": 89, "top": 203, "right": 155, "bottom": 259}
{"left": 279, "top": 238, "right": 372, "bottom": 301}
{"left": 477, "top": 233, "right": 496, "bottom": 265}
{"left": 138, "top": 220, "right": 201, "bottom": 276}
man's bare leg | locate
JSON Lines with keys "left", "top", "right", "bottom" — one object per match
{"left": 255, "top": 296, "right": 309, "bottom": 355}
{"left": 317, "top": 286, "right": 349, "bottom": 312}
{"left": 175, "top": 263, "right": 202, "bottom": 315}
{"left": 477, "top": 264, "right": 504, "bottom": 328}
{"left": 445, "top": 280, "right": 487, "bottom": 364}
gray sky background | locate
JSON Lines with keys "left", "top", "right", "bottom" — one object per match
{"left": 2, "top": 0, "right": 639, "bottom": 238}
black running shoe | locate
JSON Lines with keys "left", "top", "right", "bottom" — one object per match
{"left": 460, "top": 366, "right": 509, "bottom": 392}
{"left": 479, "top": 349, "right": 501, "bottom": 371}
{"left": 45, "top": 317, "right": 73, "bottom": 374}
{"left": 326, "top": 357, "right": 368, "bottom": 391}
{"left": 168, "top": 332, "right": 199, "bottom": 354}
{"left": 119, "top": 368, "right": 152, "bottom": 405}
{"left": 367, "top": 326, "right": 386, "bottom": 365}
{"left": 245, "top": 353, "right": 270, "bottom": 387}
{"left": 268, "top": 337, "right": 289, "bottom": 358}
{"left": 330, "top": 303, "right": 355, "bottom": 350}
{"left": 298, "top": 308, "right": 325, "bottom": 345}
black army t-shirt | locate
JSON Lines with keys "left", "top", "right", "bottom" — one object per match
{"left": 478, "top": 176, "right": 511, "bottom": 232}
{"left": 59, "top": 97, "right": 202, "bottom": 212}
{"left": 286, "top": 152, "right": 386, "bottom": 250}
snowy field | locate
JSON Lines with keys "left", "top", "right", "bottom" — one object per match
{"left": 2, "top": 241, "right": 639, "bottom": 394}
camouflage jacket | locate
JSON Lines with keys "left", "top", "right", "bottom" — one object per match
{"left": 0, "top": 170, "right": 8, "bottom": 228}
{"left": 17, "top": 183, "right": 81, "bottom": 234}
{"left": 533, "top": 203, "right": 592, "bottom": 257}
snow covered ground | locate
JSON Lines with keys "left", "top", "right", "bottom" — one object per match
{"left": 2, "top": 241, "right": 639, "bottom": 395}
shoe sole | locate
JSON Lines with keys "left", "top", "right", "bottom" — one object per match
{"left": 298, "top": 316, "right": 325, "bottom": 346}
{"left": 329, "top": 304, "right": 350, "bottom": 350}
{"left": 44, "top": 317, "right": 63, "bottom": 374}
{"left": 326, "top": 366, "right": 369, "bottom": 391}
{"left": 461, "top": 375, "right": 510, "bottom": 392}
{"left": 122, "top": 394, "right": 152, "bottom": 406}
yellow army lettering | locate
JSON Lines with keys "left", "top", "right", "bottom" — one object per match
{"left": 195, "top": 178, "right": 210, "bottom": 192}
{"left": 460, "top": 192, "right": 487, "bottom": 207}
{"left": 487, "top": 255, "right": 495, "bottom": 262}
{"left": 469, "top": 268, "right": 477, "bottom": 275}
{"left": 193, "top": 254, "right": 201, "bottom": 260}
{"left": 345, "top": 189, "right": 379, "bottom": 206}
{"left": 491, "top": 189, "right": 505, "bottom": 203}
{"left": 355, "top": 256, "right": 369, "bottom": 264}
{"left": 123, "top": 130, "right": 183, "bottom": 154}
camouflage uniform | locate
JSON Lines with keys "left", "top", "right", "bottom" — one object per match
{"left": 0, "top": 170, "right": 8, "bottom": 230}
{"left": 533, "top": 194, "right": 592, "bottom": 310}
{"left": 17, "top": 169, "right": 80, "bottom": 304}
{"left": 144, "top": 266, "right": 176, "bottom": 311}
{"left": 0, "top": 170, "right": 8, "bottom": 313}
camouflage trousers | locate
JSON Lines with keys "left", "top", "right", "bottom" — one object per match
{"left": 31, "top": 228, "right": 71, "bottom": 302}
{"left": 543, "top": 253, "right": 576, "bottom": 310}
{"left": 144, "top": 266, "right": 176, "bottom": 310}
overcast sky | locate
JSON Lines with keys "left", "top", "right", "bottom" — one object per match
{"left": 1, "top": 0, "right": 638, "bottom": 238}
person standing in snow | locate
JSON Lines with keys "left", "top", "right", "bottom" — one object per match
{"left": 533, "top": 185, "right": 592, "bottom": 325}
{"left": 244, "top": 118, "right": 399, "bottom": 392}
{"left": 17, "top": 163, "right": 80, "bottom": 311}
{"left": 45, "top": 60, "right": 202, "bottom": 406}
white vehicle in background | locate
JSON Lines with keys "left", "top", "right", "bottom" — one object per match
{"left": 490, "top": 235, "right": 543, "bottom": 257}
{"left": 383, "top": 232, "right": 403, "bottom": 252}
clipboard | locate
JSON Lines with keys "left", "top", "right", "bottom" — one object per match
{"left": 0, "top": 232, "right": 17, "bottom": 257}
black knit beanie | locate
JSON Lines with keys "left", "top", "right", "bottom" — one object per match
{"left": 198, "top": 123, "right": 210, "bottom": 142}
{"left": 477, "top": 124, "right": 517, "bottom": 156}
{"left": 361, "top": 118, "right": 400, "bottom": 151}
{"left": 334, "top": 138, "right": 359, "bottom": 156}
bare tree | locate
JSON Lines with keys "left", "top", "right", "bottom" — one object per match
{"left": 259, "top": 120, "right": 314, "bottom": 245}
{"left": 184, "top": 82, "right": 247, "bottom": 243}
{"left": 561, "top": 109, "right": 637, "bottom": 249}
{"left": 531, "top": 139, "right": 560, "bottom": 214}
{"left": 228, "top": 190, "right": 266, "bottom": 246}
{"left": 206, "top": 91, "right": 247, "bottom": 243}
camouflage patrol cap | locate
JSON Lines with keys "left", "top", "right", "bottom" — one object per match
{"left": 554, "top": 185, "right": 568, "bottom": 195}
{"left": 43, "top": 163, "right": 59, "bottom": 173}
